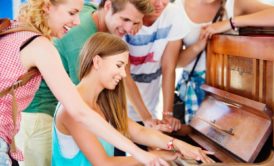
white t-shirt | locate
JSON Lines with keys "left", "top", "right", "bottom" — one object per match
{"left": 124, "top": 3, "right": 190, "bottom": 121}
{"left": 175, "top": 0, "right": 234, "bottom": 71}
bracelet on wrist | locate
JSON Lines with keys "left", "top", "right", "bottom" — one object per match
{"left": 167, "top": 138, "right": 176, "bottom": 152}
{"left": 229, "top": 17, "right": 238, "bottom": 31}
{"left": 163, "top": 111, "right": 173, "bottom": 116}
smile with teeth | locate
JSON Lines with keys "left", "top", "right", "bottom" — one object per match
{"left": 64, "top": 25, "right": 71, "bottom": 32}
{"left": 114, "top": 79, "right": 120, "bottom": 84}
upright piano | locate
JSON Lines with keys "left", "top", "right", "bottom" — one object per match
{"left": 174, "top": 33, "right": 274, "bottom": 165}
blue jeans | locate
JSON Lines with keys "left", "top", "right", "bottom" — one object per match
{"left": 0, "top": 138, "right": 12, "bottom": 166}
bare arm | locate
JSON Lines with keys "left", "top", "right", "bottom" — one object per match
{"left": 128, "top": 119, "right": 214, "bottom": 163}
{"left": 200, "top": 0, "right": 274, "bottom": 38}
{"left": 161, "top": 40, "right": 182, "bottom": 131}
{"left": 235, "top": 0, "right": 272, "bottom": 16}
{"left": 58, "top": 109, "right": 141, "bottom": 166}
{"left": 125, "top": 63, "right": 162, "bottom": 128}
{"left": 233, "top": 0, "right": 274, "bottom": 27}
{"left": 20, "top": 37, "right": 167, "bottom": 166}
{"left": 176, "top": 36, "right": 207, "bottom": 68}
{"left": 125, "top": 64, "right": 152, "bottom": 121}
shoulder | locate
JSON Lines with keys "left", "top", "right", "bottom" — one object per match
{"left": 25, "top": 36, "right": 57, "bottom": 53}
{"left": 21, "top": 35, "right": 60, "bottom": 67}
{"left": 160, "top": 3, "right": 187, "bottom": 26}
{"left": 83, "top": 2, "right": 97, "bottom": 12}
{"left": 162, "top": 3, "right": 190, "bottom": 39}
{"left": 163, "top": 3, "right": 181, "bottom": 18}
{"left": 79, "top": 2, "right": 97, "bottom": 19}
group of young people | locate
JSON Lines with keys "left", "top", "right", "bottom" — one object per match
{"left": 1, "top": 0, "right": 274, "bottom": 166}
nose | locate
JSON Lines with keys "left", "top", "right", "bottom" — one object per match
{"left": 154, "top": 0, "right": 166, "bottom": 8}
{"left": 123, "top": 22, "right": 134, "bottom": 34}
{"left": 120, "top": 67, "right": 127, "bottom": 78}
{"left": 73, "top": 15, "right": 81, "bottom": 26}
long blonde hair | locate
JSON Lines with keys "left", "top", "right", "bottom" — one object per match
{"left": 18, "top": 0, "right": 65, "bottom": 39}
{"left": 79, "top": 32, "right": 129, "bottom": 137}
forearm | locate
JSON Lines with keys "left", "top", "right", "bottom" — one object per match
{"left": 125, "top": 76, "right": 152, "bottom": 121}
{"left": 96, "top": 156, "right": 141, "bottom": 166}
{"left": 162, "top": 68, "right": 175, "bottom": 114}
{"left": 131, "top": 125, "right": 173, "bottom": 150}
{"left": 233, "top": 8, "right": 274, "bottom": 27}
{"left": 161, "top": 39, "right": 181, "bottom": 113}
{"left": 177, "top": 43, "right": 203, "bottom": 68}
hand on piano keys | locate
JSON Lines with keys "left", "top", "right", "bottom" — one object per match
{"left": 172, "top": 139, "right": 215, "bottom": 164}
{"left": 169, "top": 156, "right": 216, "bottom": 166}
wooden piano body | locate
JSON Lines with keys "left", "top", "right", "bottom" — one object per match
{"left": 176, "top": 34, "right": 274, "bottom": 165}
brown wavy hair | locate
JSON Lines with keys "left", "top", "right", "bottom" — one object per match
{"left": 79, "top": 32, "right": 129, "bottom": 137}
{"left": 99, "top": 0, "right": 153, "bottom": 15}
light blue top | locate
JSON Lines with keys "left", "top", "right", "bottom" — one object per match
{"left": 52, "top": 104, "right": 114, "bottom": 166}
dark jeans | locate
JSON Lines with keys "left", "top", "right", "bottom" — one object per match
{"left": 114, "top": 121, "right": 148, "bottom": 156}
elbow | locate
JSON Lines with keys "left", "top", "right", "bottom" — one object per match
{"left": 176, "top": 61, "right": 185, "bottom": 68}
{"left": 176, "top": 56, "right": 186, "bottom": 68}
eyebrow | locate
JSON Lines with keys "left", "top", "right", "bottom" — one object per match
{"left": 118, "top": 61, "right": 125, "bottom": 64}
{"left": 72, "top": 9, "right": 80, "bottom": 13}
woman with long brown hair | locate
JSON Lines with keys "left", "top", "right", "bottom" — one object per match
{"left": 52, "top": 32, "right": 214, "bottom": 166}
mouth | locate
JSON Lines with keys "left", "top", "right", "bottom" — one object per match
{"left": 117, "top": 30, "right": 126, "bottom": 37}
{"left": 154, "top": 8, "right": 163, "bottom": 13}
{"left": 64, "top": 25, "right": 71, "bottom": 33}
{"left": 114, "top": 78, "right": 120, "bottom": 85}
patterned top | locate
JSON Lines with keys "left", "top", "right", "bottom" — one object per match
{"left": 0, "top": 24, "right": 42, "bottom": 160}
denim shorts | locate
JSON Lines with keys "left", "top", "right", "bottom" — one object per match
{"left": 0, "top": 138, "right": 12, "bottom": 166}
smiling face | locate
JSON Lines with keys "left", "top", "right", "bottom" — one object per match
{"left": 45, "top": 0, "right": 83, "bottom": 38}
{"left": 104, "top": 1, "right": 144, "bottom": 37}
{"left": 98, "top": 51, "right": 129, "bottom": 90}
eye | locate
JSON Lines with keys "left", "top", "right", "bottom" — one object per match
{"left": 133, "top": 22, "right": 140, "bottom": 26}
{"left": 69, "top": 11, "right": 77, "bottom": 16}
{"left": 122, "top": 18, "right": 131, "bottom": 22}
{"left": 116, "top": 64, "right": 122, "bottom": 68}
